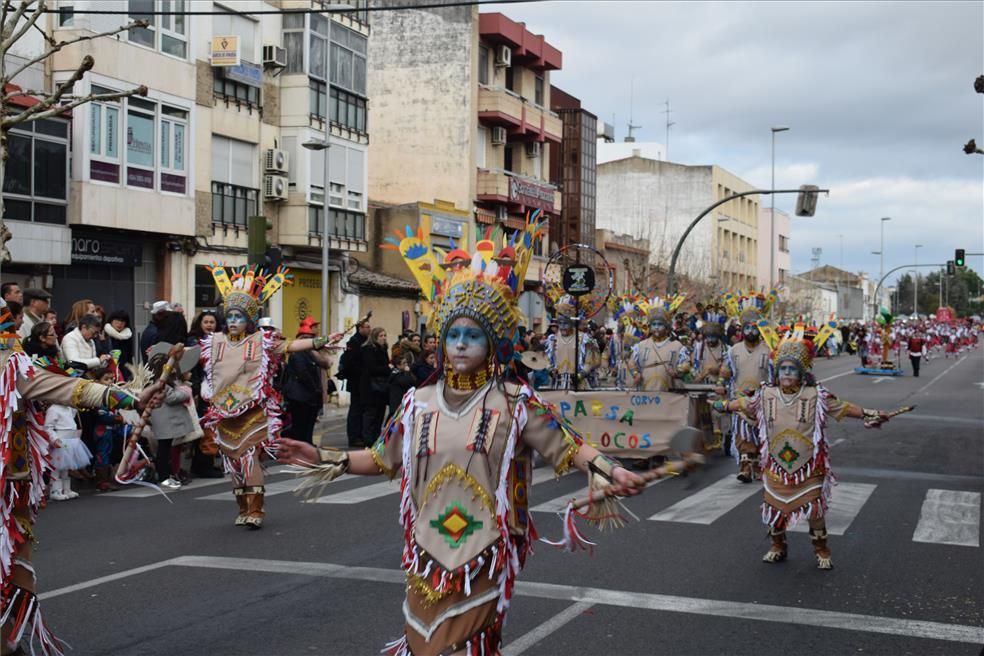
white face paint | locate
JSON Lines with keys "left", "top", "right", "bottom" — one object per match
{"left": 777, "top": 361, "right": 802, "bottom": 389}
{"left": 226, "top": 310, "right": 247, "bottom": 337}
{"left": 444, "top": 317, "right": 490, "bottom": 376}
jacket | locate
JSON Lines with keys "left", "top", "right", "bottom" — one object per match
{"left": 17, "top": 310, "right": 41, "bottom": 341}
{"left": 148, "top": 384, "right": 194, "bottom": 440}
{"left": 61, "top": 327, "right": 101, "bottom": 369}
{"left": 283, "top": 350, "right": 324, "bottom": 407}
{"left": 104, "top": 323, "right": 135, "bottom": 373}
{"left": 359, "top": 342, "right": 392, "bottom": 403}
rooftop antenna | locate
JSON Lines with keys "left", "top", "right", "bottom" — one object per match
{"left": 663, "top": 99, "right": 675, "bottom": 161}
{"left": 626, "top": 80, "right": 641, "bottom": 143}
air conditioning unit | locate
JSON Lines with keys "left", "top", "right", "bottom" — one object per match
{"left": 525, "top": 141, "right": 541, "bottom": 159}
{"left": 495, "top": 45, "right": 511, "bottom": 67}
{"left": 491, "top": 126, "right": 507, "bottom": 145}
{"left": 265, "top": 148, "right": 289, "bottom": 174}
{"left": 495, "top": 205, "right": 508, "bottom": 221}
{"left": 264, "top": 175, "right": 288, "bottom": 201}
{"left": 262, "top": 44, "right": 286, "bottom": 70}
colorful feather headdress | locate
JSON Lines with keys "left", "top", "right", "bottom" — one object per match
{"left": 207, "top": 263, "right": 293, "bottom": 323}
{"left": 384, "top": 210, "right": 547, "bottom": 359}
{"left": 645, "top": 294, "right": 687, "bottom": 325}
{"left": 724, "top": 288, "right": 779, "bottom": 324}
{"left": 770, "top": 317, "right": 838, "bottom": 370}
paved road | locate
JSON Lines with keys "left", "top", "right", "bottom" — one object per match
{"left": 30, "top": 349, "right": 984, "bottom": 655}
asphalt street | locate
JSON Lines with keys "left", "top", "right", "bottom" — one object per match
{"left": 30, "top": 348, "right": 984, "bottom": 656}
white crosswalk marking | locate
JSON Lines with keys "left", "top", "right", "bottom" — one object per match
{"left": 197, "top": 474, "right": 356, "bottom": 501}
{"left": 789, "top": 482, "right": 876, "bottom": 535}
{"left": 912, "top": 489, "right": 981, "bottom": 547}
{"left": 106, "top": 466, "right": 290, "bottom": 499}
{"left": 531, "top": 471, "right": 664, "bottom": 514}
{"left": 648, "top": 475, "right": 760, "bottom": 524}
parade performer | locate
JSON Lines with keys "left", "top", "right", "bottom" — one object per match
{"left": 690, "top": 306, "right": 729, "bottom": 450}
{"left": 712, "top": 322, "right": 897, "bottom": 569}
{"left": 628, "top": 295, "right": 690, "bottom": 392}
{"left": 719, "top": 290, "right": 777, "bottom": 482}
{"left": 544, "top": 295, "right": 597, "bottom": 390}
{"left": 1, "top": 302, "right": 160, "bottom": 656}
{"left": 606, "top": 296, "right": 645, "bottom": 389}
{"left": 200, "top": 264, "right": 339, "bottom": 529}
{"left": 276, "top": 212, "right": 646, "bottom": 656}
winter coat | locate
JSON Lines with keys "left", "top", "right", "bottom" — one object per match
{"left": 61, "top": 327, "right": 101, "bottom": 369}
{"left": 104, "top": 323, "right": 134, "bottom": 371}
{"left": 359, "top": 342, "right": 392, "bottom": 404}
{"left": 148, "top": 385, "right": 194, "bottom": 441}
{"left": 387, "top": 368, "right": 417, "bottom": 418}
{"left": 283, "top": 350, "right": 324, "bottom": 407}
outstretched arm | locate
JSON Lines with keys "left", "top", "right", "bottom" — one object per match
{"left": 274, "top": 439, "right": 383, "bottom": 475}
{"left": 286, "top": 332, "right": 345, "bottom": 353}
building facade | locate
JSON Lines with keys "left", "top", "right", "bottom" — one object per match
{"left": 3, "top": 0, "right": 372, "bottom": 343}
{"left": 757, "top": 206, "right": 791, "bottom": 289}
{"left": 548, "top": 86, "right": 597, "bottom": 251}
{"left": 596, "top": 154, "right": 760, "bottom": 289}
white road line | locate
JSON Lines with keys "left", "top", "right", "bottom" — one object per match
{"left": 914, "top": 355, "right": 967, "bottom": 396}
{"left": 46, "top": 555, "right": 984, "bottom": 645}
{"left": 648, "top": 474, "right": 760, "bottom": 524}
{"left": 532, "top": 474, "right": 665, "bottom": 514}
{"left": 502, "top": 601, "right": 593, "bottom": 656}
{"left": 912, "top": 489, "right": 981, "bottom": 547}
{"left": 789, "top": 482, "right": 876, "bottom": 535}
{"left": 819, "top": 369, "right": 857, "bottom": 383}
{"left": 197, "top": 474, "right": 356, "bottom": 500}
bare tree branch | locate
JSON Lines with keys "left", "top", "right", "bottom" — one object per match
{"left": 3, "top": 52, "right": 90, "bottom": 126}
{"left": 3, "top": 18, "right": 147, "bottom": 86}
{"left": 0, "top": 1, "right": 32, "bottom": 49}
{"left": 3, "top": 85, "right": 146, "bottom": 128}
{"left": 2, "top": 0, "right": 45, "bottom": 55}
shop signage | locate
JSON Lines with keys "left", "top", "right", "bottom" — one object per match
{"left": 211, "top": 35, "right": 240, "bottom": 67}
{"left": 71, "top": 231, "right": 143, "bottom": 267}
{"left": 509, "top": 177, "right": 554, "bottom": 212}
{"left": 222, "top": 61, "right": 263, "bottom": 88}
{"left": 431, "top": 215, "right": 465, "bottom": 239}
{"left": 562, "top": 264, "right": 595, "bottom": 296}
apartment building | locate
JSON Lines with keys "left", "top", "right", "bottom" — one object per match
{"left": 368, "top": 6, "right": 561, "bottom": 311}
{"left": 0, "top": 0, "right": 372, "bottom": 339}
{"left": 597, "top": 154, "right": 760, "bottom": 290}
{"left": 548, "top": 86, "right": 597, "bottom": 251}
{"left": 757, "top": 206, "right": 791, "bottom": 288}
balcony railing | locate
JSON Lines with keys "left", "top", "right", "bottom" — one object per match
{"left": 477, "top": 85, "right": 562, "bottom": 142}
{"left": 211, "top": 182, "right": 257, "bottom": 230}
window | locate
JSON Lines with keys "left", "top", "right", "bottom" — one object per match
{"left": 211, "top": 136, "right": 258, "bottom": 228}
{"left": 779, "top": 235, "right": 790, "bottom": 253}
{"left": 331, "top": 23, "right": 367, "bottom": 95}
{"left": 2, "top": 119, "right": 69, "bottom": 225}
{"left": 534, "top": 76, "right": 544, "bottom": 106}
{"left": 283, "top": 12, "right": 305, "bottom": 73}
{"left": 92, "top": 88, "right": 189, "bottom": 194}
{"left": 307, "top": 144, "right": 366, "bottom": 229}
{"left": 308, "top": 207, "right": 366, "bottom": 241}
{"left": 478, "top": 45, "right": 490, "bottom": 85}
{"left": 58, "top": 3, "right": 74, "bottom": 26}
{"left": 310, "top": 81, "right": 367, "bottom": 135}
{"left": 214, "top": 76, "right": 261, "bottom": 108}
{"left": 128, "top": 0, "right": 187, "bottom": 58}
{"left": 213, "top": 5, "right": 257, "bottom": 62}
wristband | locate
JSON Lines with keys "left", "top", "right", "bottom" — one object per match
{"left": 312, "top": 336, "right": 328, "bottom": 350}
{"left": 712, "top": 399, "right": 727, "bottom": 412}
{"left": 317, "top": 446, "right": 351, "bottom": 472}
{"left": 587, "top": 454, "right": 618, "bottom": 484}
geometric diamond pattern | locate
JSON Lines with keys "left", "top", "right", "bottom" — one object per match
{"left": 778, "top": 442, "right": 800, "bottom": 464}
{"left": 430, "top": 503, "right": 483, "bottom": 549}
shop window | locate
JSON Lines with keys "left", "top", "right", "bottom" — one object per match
{"left": 128, "top": 0, "right": 187, "bottom": 59}
{"left": 2, "top": 119, "right": 69, "bottom": 225}
{"left": 308, "top": 207, "right": 366, "bottom": 242}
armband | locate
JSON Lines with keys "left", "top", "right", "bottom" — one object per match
{"left": 292, "top": 447, "right": 350, "bottom": 499}
{"left": 712, "top": 399, "right": 727, "bottom": 412}
{"left": 317, "top": 446, "right": 351, "bottom": 473}
{"left": 312, "top": 336, "right": 329, "bottom": 350}
{"left": 587, "top": 454, "right": 618, "bottom": 484}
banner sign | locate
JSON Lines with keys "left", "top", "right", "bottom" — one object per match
{"left": 509, "top": 177, "right": 554, "bottom": 212}
{"left": 538, "top": 390, "right": 691, "bottom": 457}
{"left": 221, "top": 61, "right": 263, "bottom": 87}
{"left": 211, "top": 35, "right": 240, "bottom": 67}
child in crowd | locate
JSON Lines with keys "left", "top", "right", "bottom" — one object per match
{"left": 82, "top": 366, "right": 127, "bottom": 491}
{"left": 145, "top": 352, "right": 196, "bottom": 489}
{"left": 46, "top": 402, "right": 90, "bottom": 501}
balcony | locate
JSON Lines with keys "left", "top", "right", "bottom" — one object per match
{"left": 477, "top": 169, "right": 562, "bottom": 215}
{"left": 478, "top": 86, "right": 562, "bottom": 144}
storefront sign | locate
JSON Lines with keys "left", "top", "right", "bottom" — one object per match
{"left": 509, "top": 177, "right": 554, "bottom": 212}
{"left": 431, "top": 215, "right": 465, "bottom": 239}
{"left": 210, "top": 35, "right": 240, "bottom": 67}
{"left": 221, "top": 62, "right": 263, "bottom": 88}
{"left": 538, "top": 390, "right": 691, "bottom": 457}
{"left": 562, "top": 264, "right": 595, "bottom": 296}
{"left": 71, "top": 231, "right": 143, "bottom": 267}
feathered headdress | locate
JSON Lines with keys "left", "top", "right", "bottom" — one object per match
{"left": 725, "top": 288, "right": 780, "bottom": 324}
{"left": 771, "top": 318, "right": 838, "bottom": 370}
{"left": 645, "top": 294, "right": 686, "bottom": 325}
{"left": 386, "top": 209, "right": 547, "bottom": 365}
{"left": 207, "top": 263, "right": 293, "bottom": 323}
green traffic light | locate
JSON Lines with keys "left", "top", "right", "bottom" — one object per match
{"left": 955, "top": 248, "right": 965, "bottom": 267}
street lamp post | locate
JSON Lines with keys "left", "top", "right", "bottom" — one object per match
{"left": 770, "top": 126, "right": 789, "bottom": 290}
{"left": 303, "top": 137, "right": 332, "bottom": 335}
{"left": 913, "top": 244, "right": 923, "bottom": 316}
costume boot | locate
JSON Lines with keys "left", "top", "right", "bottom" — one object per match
{"left": 95, "top": 466, "right": 120, "bottom": 492}
{"left": 762, "top": 527, "right": 787, "bottom": 563}
{"left": 736, "top": 454, "right": 753, "bottom": 483}
{"left": 809, "top": 521, "right": 833, "bottom": 570}
{"left": 233, "top": 487, "right": 249, "bottom": 526}
{"left": 243, "top": 486, "right": 265, "bottom": 530}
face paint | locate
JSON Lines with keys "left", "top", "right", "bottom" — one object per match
{"left": 742, "top": 324, "right": 760, "bottom": 342}
{"left": 444, "top": 317, "right": 490, "bottom": 375}
{"left": 227, "top": 310, "right": 247, "bottom": 337}
{"left": 707, "top": 337, "right": 720, "bottom": 347}
{"left": 777, "top": 360, "right": 802, "bottom": 390}
{"left": 651, "top": 321, "right": 669, "bottom": 337}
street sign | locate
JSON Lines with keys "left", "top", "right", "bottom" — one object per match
{"left": 562, "top": 264, "right": 595, "bottom": 296}
{"left": 211, "top": 36, "right": 240, "bottom": 67}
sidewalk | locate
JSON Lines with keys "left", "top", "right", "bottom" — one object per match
{"left": 312, "top": 403, "right": 350, "bottom": 448}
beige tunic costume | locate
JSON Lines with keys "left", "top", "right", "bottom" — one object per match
{"left": 721, "top": 340, "right": 772, "bottom": 472}
{"left": 201, "top": 331, "right": 286, "bottom": 524}
{"left": 630, "top": 337, "right": 688, "bottom": 392}
{"left": 370, "top": 380, "right": 581, "bottom": 656}
{"left": 691, "top": 340, "right": 729, "bottom": 444}
{"left": 2, "top": 349, "right": 138, "bottom": 655}
{"left": 545, "top": 331, "right": 594, "bottom": 390}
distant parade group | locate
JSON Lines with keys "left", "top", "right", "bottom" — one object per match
{"left": 2, "top": 210, "right": 980, "bottom": 655}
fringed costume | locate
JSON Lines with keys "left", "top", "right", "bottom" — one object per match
{"left": 299, "top": 212, "right": 629, "bottom": 655}
{"left": 690, "top": 307, "right": 729, "bottom": 450}
{"left": 628, "top": 295, "right": 689, "bottom": 392}
{"left": 0, "top": 311, "right": 140, "bottom": 656}
{"left": 544, "top": 295, "right": 596, "bottom": 390}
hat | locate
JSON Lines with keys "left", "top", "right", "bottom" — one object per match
{"left": 23, "top": 288, "right": 51, "bottom": 302}
{"left": 297, "top": 316, "right": 320, "bottom": 336}
{"left": 207, "top": 263, "right": 293, "bottom": 324}
{"left": 151, "top": 300, "right": 171, "bottom": 314}
{"left": 257, "top": 317, "right": 278, "bottom": 331}
{"left": 520, "top": 350, "right": 549, "bottom": 371}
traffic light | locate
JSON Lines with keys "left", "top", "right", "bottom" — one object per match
{"left": 946, "top": 260, "right": 955, "bottom": 276}
{"left": 247, "top": 215, "right": 273, "bottom": 267}
{"left": 955, "top": 248, "right": 965, "bottom": 267}
{"left": 795, "top": 185, "right": 819, "bottom": 217}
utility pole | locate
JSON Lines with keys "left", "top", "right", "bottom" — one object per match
{"left": 626, "top": 80, "right": 641, "bottom": 142}
{"left": 663, "top": 99, "right": 675, "bottom": 161}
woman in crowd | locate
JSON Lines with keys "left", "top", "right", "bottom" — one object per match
{"left": 410, "top": 348, "right": 436, "bottom": 383}
{"left": 186, "top": 310, "right": 223, "bottom": 477}
{"left": 91, "top": 305, "right": 111, "bottom": 356}
{"left": 63, "top": 299, "right": 97, "bottom": 334}
{"left": 105, "top": 309, "right": 135, "bottom": 375}
{"left": 385, "top": 351, "right": 416, "bottom": 421}
{"left": 22, "top": 321, "right": 61, "bottom": 360}
{"left": 359, "top": 327, "right": 391, "bottom": 447}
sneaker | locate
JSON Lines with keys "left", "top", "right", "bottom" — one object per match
{"left": 50, "top": 490, "right": 71, "bottom": 501}
{"left": 161, "top": 477, "right": 182, "bottom": 490}
{"left": 66, "top": 490, "right": 80, "bottom": 499}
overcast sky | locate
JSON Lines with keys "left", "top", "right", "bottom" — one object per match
{"left": 490, "top": 0, "right": 984, "bottom": 287}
